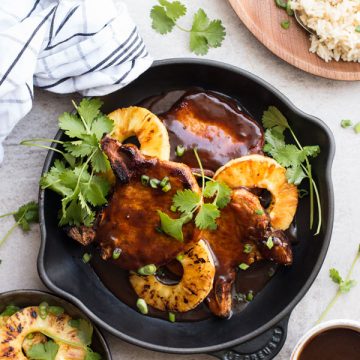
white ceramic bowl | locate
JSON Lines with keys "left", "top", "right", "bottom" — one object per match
{"left": 291, "top": 319, "right": 360, "bottom": 359}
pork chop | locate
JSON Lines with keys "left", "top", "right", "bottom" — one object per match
{"left": 201, "top": 188, "right": 293, "bottom": 317}
{"left": 95, "top": 136, "right": 200, "bottom": 270}
{"left": 159, "top": 90, "right": 264, "bottom": 171}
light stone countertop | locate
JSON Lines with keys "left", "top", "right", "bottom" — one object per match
{"left": 1, "top": 1, "right": 360, "bottom": 359}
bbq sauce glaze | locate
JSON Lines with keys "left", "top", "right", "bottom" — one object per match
{"left": 299, "top": 328, "right": 360, "bottom": 360}
{"left": 91, "top": 89, "right": 296, "bottom": 321}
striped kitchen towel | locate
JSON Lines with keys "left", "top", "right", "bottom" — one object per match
{"left": 0, "top": 0, "right": 152, "bottom": 163}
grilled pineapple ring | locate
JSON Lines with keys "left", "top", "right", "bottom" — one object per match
{"left": 0, "top": 307, "right": 85, "bottom": 359}
{"left": 22, "top": 332, "right": 87, "bottom": 360}
{"left": 109, "top": 106, "right": 170, "bottom": 160}
{"left": 214, "top": 154, "right": 298, "bottom": 230}
{"left": 130, "top": 240, "right": 215, "bottom": 312}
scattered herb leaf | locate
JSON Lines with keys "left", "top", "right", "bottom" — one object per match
{"left": 0, "top": 201, "right": 39, "bottom": 248}
{"left": 69, "top": 318, "right": 93, "bottom": 346}
{"left": 354, "top": 122, "right": 360, "bottom": 134}
{"left": 317, "top": 244, "right": 360, "bottom": 323}
{"left": 150, "top": 1, "right": 226, "bottom": 55}
{"left": 0, "top": 305, "right": 20, "bottom": 317}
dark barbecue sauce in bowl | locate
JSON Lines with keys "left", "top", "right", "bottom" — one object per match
{"left": 91, "top": 89, "right": 296, "bottom": 322}
{"left": 298, "top": 328, "right": 360, "bottom": 360}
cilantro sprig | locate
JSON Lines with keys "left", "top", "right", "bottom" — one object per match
{"left": 150, "top": 0, "right": 226, "bottom": 55}
{"left": 22, "top": 99, "right": 113, "bottom": 227}
{"left": 0, "top": 201, "right": 39, "bottom": 248}
{"left": 158, "top": 148, "right": 231, "bottom": 241}
{"left": 27, "top": 340, "right": 59, "bottom": 360}
{"left": 317, "top": 244, "right": 360, "bottom": 324}
{"left": 262, "top": 106, "right": 322, "bottom": 234}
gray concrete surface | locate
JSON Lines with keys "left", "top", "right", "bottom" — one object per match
{"left": 1, "top": 1, "right": 359, "bottom": 359}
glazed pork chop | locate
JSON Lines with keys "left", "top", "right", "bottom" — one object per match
{"left": 159, "top": 90, "right": 264, "bottom": 171}
{"left": 201, "top": 188, "right": 293, "bottom": 317}
{"left": 94, "top": 136, "right": 200, "bottom": 270}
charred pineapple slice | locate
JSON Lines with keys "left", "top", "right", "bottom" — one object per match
{"left": 22, "top": 332, "right": 87, "bottom": 360}
{"left": 0, "top": 307, "right": 86, "bottom": 359}
{"left": 109, "top": 106, "right": 170, "bottom": 160}
{"left": 214, "top": 154, "right": 298, "bottom": 230}
{"left": 130, "top": 240, "right": 215, "bottom": 312}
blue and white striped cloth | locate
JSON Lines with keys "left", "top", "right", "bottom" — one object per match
{"left": 0, "top": 0, "right": 152, "bottom": 162}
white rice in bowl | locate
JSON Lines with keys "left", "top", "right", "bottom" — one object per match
{"left": 290, "top": 0, "right": 360, "bottom": 62}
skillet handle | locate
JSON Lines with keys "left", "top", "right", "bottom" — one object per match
{"left": 210, "top": 314, "right": 290, "bottom": 360}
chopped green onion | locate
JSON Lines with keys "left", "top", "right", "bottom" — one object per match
{"left": 266, "top": 237, "right": 274, "bottom": 249}
{"left": 162, "top": 182, "right": 172, "bottom": 192}
{"left": 239, "top": 263, "right": 249, "bottom": 271}
{"left": 141, "top": 175, "right": 150, "bottom": 186}
{"left": 281, "top": 20, "right": 290, "bottom": 29}
{"left": 39, "top": 302, "right": 49, "bottom": 320}
{"left": 255, "top": 209, "right": 264, "bottom": 215}
{"left": 176, "top": 145, "right": 185, "bottom": 157}
{"left": 138, "top": 264, "right": 157, "bottom": 275}
{"left": 0, "top": 305, "right": 20, "bottom": 317}
{"left": 246, "top": 290, "right": 254, "bottom": 302}
{"left": 150, "top": 178, "right": 160, "bottom": 189}
{"left": 169, "top": 312, "right": 176, "bottom": 323}
{"left": 354, "top": 122, "right": 360, "bottom": 134}
{"left": 160, "top": 177, "right": 170, "bottom": 187}
{"left": 170, "top": 205, "right": 177, "bottom": 212}
{"left": 82, "top": 253, "right": 91, "bottom": 264}
{"left": 299, "top": 189, "right": 309, "bottom": 199}
{"left": 112, "top": 248, "right": 122, "bottom": 260}
{"left": 355, "top": 26, "right": 360, "bottom": 33}
{"left": 243, "top": 244, "right": 253, "bottom": 254}
{"left": 48, "top": 306, "right": 64, "bottom": 316}
{"left": 136, "top": 298, "right": 148, "bottom": 314}
{"left": 341, "top": 119, "right": 353, "bottom": 128}
{"left": 176, "top": 254, "right": 184, "bottom": 262}
{"left": 155, "top": 226, "right": 164, "bottom": 234}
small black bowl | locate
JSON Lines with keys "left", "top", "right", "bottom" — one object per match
{"left": 0, "top": 289, "right": 112, "bottom": 360}
{"left": 38, "top": 59, "right": 335, "bottom": 359}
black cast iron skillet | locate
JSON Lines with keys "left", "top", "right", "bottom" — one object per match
{"left": 38, "top": 59, "right": 335, "bottom": 359}
{"left": 0, "top": 289, "right": 112, "bottom": 359}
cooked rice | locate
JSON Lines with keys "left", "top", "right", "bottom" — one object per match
{"left": 290, "top": 0, "right": 360, "bottom": 62}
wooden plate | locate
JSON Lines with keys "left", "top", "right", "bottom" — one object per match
{"left": 228, "top": 0, "right": 360, "bottom": 81}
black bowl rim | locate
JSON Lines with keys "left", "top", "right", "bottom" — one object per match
{"left": 37, "top": 58, "right": 336, "bottom": 354}
{"left": 0, "top": 289, "right": 112, "bottom": 359}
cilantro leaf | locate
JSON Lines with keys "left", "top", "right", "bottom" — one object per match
{"left": 286, "top": 166, "right": 307, "bottom": 185}
{"left": 203, "top": 181, "right": 231, "bottom": 209}
{"left": 69, "top": 318, "right": 94, "bottom": 346}
{"left": 262, "top": 106, "right": 289, "bottom": 129}
{"left": 27, "top": 340, "right": 59, "bottom": 360}
{"left": 157, "top": 211, "right": 187, "bottom": 242}
{"left": 150, "top": 2, "right": 226, "bottom": 55}
{"left": 76, "top": 98, "right": 103, "bottom": 128}
{"left": 195, "top": 203, "right": 220, "bottom": 230}
{"left": 190, "top": 9, "right": 226, "bottom": 55}
{"left": 151, "top": 5, "right": 175, "bottom": 34}
{"left": 59, "top": 112, "right": 86, "bottom": 139}
{"left": 172, "top": 189, "right": 201, "bottom": 213}
{"left": 159, "top": 0, "right": 186, "bottom": 21}
{"left": 91, "top": 115, "right": 114, "bottom": 141}
{"left": 14, "top": 201, "right": 39, "bottom": 231}
{"left": 91, "top": 148, "right": 110, "bottom": 173}
{"left": 63, "top": 141, "right": 94, "bottom": 158}
{"left": 329, "top": 268, "right": 343, "bottom": 284}
{"left": 339, "top": 279, "right": 357, "bottom": 294}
